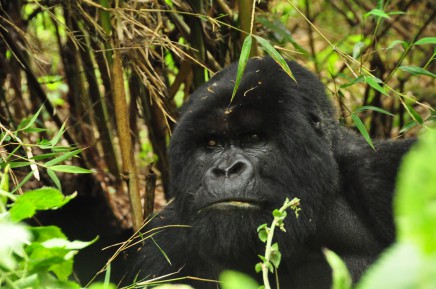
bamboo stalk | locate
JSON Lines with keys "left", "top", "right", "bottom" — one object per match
{"left": 112, "top": 48, "right": 143, "bottom": 231}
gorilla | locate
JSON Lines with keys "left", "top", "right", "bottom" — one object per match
{"left": 127, "top": 57, "right": 414, "bottom": 289}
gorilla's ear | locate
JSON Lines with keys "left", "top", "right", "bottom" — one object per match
{"left": 309, "top": 112, "right": 323, "bottom": 135}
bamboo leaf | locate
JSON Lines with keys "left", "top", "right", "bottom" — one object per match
{"left": 230, "top": 35, "right": 252, "bottom": 103}
{"left": 351, "top": 113, "right": 374, "bottom": 150}
{"left": 17, "top": 106, "right": 43, "bottom": 131}
{"left": 50, "top": 120, "right": 68, "bottom": 146}
{"left": 414, "top": 37, "right": 436, "bottom": 45}
{"left": 45, "top": 149, "right": 82, "bottom": 167}
{"left": 47, "top": 168, "right": 61, "bottom": 190}
{"left": 365, "top": 76, "right": 389, "bottom": 96}
{"left": 354, "top": 106, "right": 395, "bottom": 116}
{"left": 254, "top": 35, "right": 296, "bottom": 83}
{"left": 49, "top": 165, "right": 92, "bottom": 174}
{"left": 399, "top": 66, "right": 436, "bottom": 78}
{"left": 365, "top": 9, "right": 390, "bottom": 19}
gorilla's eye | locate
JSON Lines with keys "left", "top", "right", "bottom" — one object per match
{"left": 207, "top": 139, "right": 219, "bottom": 147}
{"left": 243, "top": 132, "right": 263, "bottom": 145}
{"left": 249, "top": 132, "right": 261, "bottom": 141}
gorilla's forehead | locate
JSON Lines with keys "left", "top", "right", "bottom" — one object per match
{"left": 180, "top": 101, "right": 270, "bottom": 138}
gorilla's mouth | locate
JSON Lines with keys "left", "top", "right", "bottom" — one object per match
{"left": 200, "top": 198, "right": 261, "bottom": 211}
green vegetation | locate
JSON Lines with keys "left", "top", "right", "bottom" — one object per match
{"left": 0, "top": 0, "right": 434, "bottom": 288}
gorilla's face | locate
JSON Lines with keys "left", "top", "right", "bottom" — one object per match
{"left": 168, "top": 57, "right": 339, "bottom": 260}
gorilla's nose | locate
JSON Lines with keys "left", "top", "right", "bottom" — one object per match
{"left": 205, "top": 154, "right": 254, "bottom": 189}
{"left": 211, "top": 159, "right": 249, "bottom": 178}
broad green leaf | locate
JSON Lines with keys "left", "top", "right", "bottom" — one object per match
{"left": 230, "top": 35, "right": 252, "bottom": 103}
{"left": 365, "top": 9, "right": 390, "bottom": 19}
{"left": 398, "top": 66, "right": 436, "bottom": 78}
{"left": 0, "top": 223, "right": 32, "bottom": 270}
{"left": 258, "top": 228, "right": 268, "bottom": 243}
{"left": 42, "top": 237, "right": 97, "bottom": 250}
{"left": 356, "top": 243, "right": 422, "bottom": 289}
{"left": 10, "top": 188, "right": 75, "bottom": 222}
{"left": 395, "top": 129, "right": 436, "bottom": 254}
{"left": 27, "top": 243, "right": 74, "bottom": 280}
{"left": 45, "top": 149, "right": 82, "bottom": 167}
{"left": 351, "top": 113, "right": 375, "bottom": 150}
{"left": 354, "top": 105, "right": 394, "bottom": 116}
{"left": 414, "top": 37, "right": 436, "bottom": 45}
{"left": 253, "top": 35, "right": 296, "bottom": 82}
{"left": 270, "top": 243, "right": 282, "bottom": 268}
{"left": 255, "top": 262, "right": 263, "bottom": 273}
{"left": 324, "top": 248, "right": 352, "bottom": 289}
{"left": 220, "top": 270, "right": 259, "bottom": 289}
{"left": 365, "top": 76, "right": 389, "bottom": 96}
{"left": 49, "top": 165, "right": 92, "bottom": 174}
{"left": 31, "top": 226, "right": 67, "bottom": 242}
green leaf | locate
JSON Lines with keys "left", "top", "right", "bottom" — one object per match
{"left": 340, "top": 75, "right": 365, "bottom": 88}
{"left": 356, "top": 243, "right": 422, "bottom": 289}
{"left": 48, "top": 165, "right": 92, "bottom": 174}
{"left": 365, "top": 9, "right": 390, "bottom": 19}
{"left": 50, "top": 120, "right": 67, "bottom": 146}
{"left": 253, "top": 35, "right": 296, "bottom": 82}
{"left": 324, "top": 248, "right": 352, "bottom": 289}
{"left": 387, "top": 40, "right": 409, "bottom": 50}
{"left": 23, "top": 127, "right": 47, "bottom": 133}
{"left": 405, "top": 104, "right": 423, "bottom": 124}
{"left": 9, "top": 161, "right": 32, "bottom": 168}
{"left": 47, "top": 168, "right": 61, "bottom": 190}
{"left": 273, "top": 209, "right": 284, "bottom": 218}
{"left": 398, "top": 66, "right": 436, "bottom": 78}
{"left": 364, "top": 76, "right": 389, "bottom": 96}
{"left": 255, "top": 262, "right": 263, "bottom": 273}
{"left": 388, "top": 11, "right": 406, "bottom": 16}
{"left": 270, "top": 243, "right": 282, "bottom": 268}
{"left": 354, "top": 105, "right": 395, "bottom": 116}
{"left": 151, "top": 236, "right": 172, "bottom": 266}
{"left": 45, "top": 149, "right": 82, "bottom": 167}
{"left": 42, "top": 237, "right": 97, "bottom": 250}
{"left": 220, "top": 270, "right": 259, "bottom": 289}
{"left": 258, "top": 229, "right": 268, "bottom": 243}
{"left": 230, "top": 35, "right": 252, "bottom": 103}
{"left": 17, "top": 106, "right": 43, "bottom": 131}
{"left": 399, "top": 121, "right": 418, "bottom": 134}
{"left": 395, "top": 129, "right": 436, "bottom": 254}
{"left": 414, "top": 37, "right": 436, "bottom": 45}
{"left": 31, "top": 226, "right": 67, "bottom": 242}
{"left": 10, "top": 188, "right": 75, "bottom": 222}
{"left": 351, "top": 114, "right": 375, "bottom": 150}
{"left": 352, "top": 41, "right": 365, "bottom": 59}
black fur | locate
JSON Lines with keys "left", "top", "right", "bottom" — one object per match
{"left": 126, "top": 57, "right": 414, "bottom": 289}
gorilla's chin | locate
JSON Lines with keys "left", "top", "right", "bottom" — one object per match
{"left": 189, "top": 208, "right": 269, "bottom": 260}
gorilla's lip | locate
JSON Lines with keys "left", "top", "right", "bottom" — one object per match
{"left": 201, "top": 198, "right": 261, "bottom": 211}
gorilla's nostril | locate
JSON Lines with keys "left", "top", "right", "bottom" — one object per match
{"left": 226, "top": 162, "right": 246, "bottom": 177}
